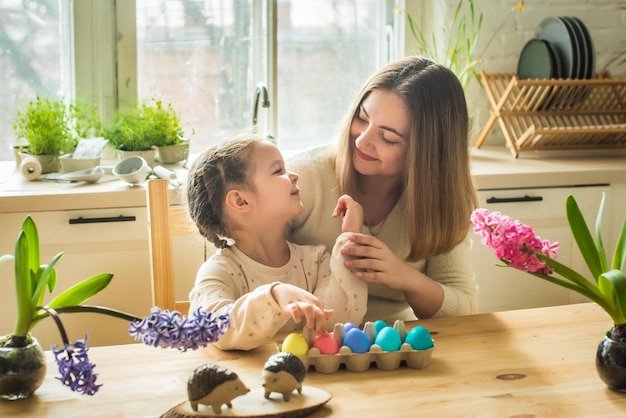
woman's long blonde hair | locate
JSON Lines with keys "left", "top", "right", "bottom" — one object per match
{"left": 333, "top": 56, "right": 477, "bottom": 262}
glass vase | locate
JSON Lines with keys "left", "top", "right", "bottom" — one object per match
{"left": 0, "top": 335, "right": 47, "bottom": 400}
{"left": 596, "top": 334, "right": 626, "bottom": 392}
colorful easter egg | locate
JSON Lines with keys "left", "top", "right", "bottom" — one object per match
{"left": 313, "top": 334, "right": 340, "bottom": 354}
{"left": 343, "top": 322, "right": 359, "bottom": 333}
{"left": 281, "top": 332, "right": 309, "bottom": 356}
{"left": 343, "top": 328, "right": 372, "bottom": 353}
{"left": 405, "top": 326, "right": 434, "bottom": 350}
{"left": 373, "top": 319, "right": 388, "bottom": 336}
{"left": 374, "top": 327, "right": 402, "bottom": 352}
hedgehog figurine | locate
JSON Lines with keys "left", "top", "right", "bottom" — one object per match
{"left": 261, "top": 352, "right": 307, "bottom": 401}
{"left": 187, "top": 363, "right": 250, "bottom": 414}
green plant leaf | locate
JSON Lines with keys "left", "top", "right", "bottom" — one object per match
{"left": 612, "top": 214, "right": 626, "bottom": 271}
{"left": 14, "top": 231, "right": 32, "bottom": 336}
{"left": 46, "top": 273, "right": 114, "bottom": 309}
{"left": 566, "top": 195, "right": 603, "bottom": 280}
{"left": 594, "top": 193, "right": 608, "bottom": 272}
{"left": 598, "top": 270, "right": 626, "bottom": 324}
{"left": 31, "top": 252, "right": 63, "bottom": 308}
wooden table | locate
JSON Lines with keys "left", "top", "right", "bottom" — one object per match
{"left": 2, "top": 303, "right": 625, "bottom": 417}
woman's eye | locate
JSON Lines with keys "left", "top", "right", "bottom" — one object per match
{"left": 381, "top": 135, "right": 397, "bottom": 146}
{"left": 273, "top": 168, "right": 284, "bottom": 175}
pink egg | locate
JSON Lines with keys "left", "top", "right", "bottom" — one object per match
{"left": 313, "top": 334, "right": 340, "bottom": 354}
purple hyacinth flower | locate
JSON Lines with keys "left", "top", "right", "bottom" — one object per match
{"left": 128, "top": 307, "right": 230, "bottom": 351}
{"left": 51, "top": 335, "right": 101, "bottom": 395}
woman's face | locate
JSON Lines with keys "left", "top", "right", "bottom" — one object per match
{"left": 350, "top": 89, "right": 410, "bottom": 178}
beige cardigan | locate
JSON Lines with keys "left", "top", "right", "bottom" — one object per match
{"left": 286, "top": 144, "right": 477, "bottom": 322}
{"left": 189, "top": 235, "right": 368, "bottom": 351}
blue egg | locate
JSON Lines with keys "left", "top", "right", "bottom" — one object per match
{"left": 405, "top": 326, "right": 434, "bottom": 350}
{"left": 374, "top": 327, "right": 402, "bottom": 352}
{"left": 343, "top": 328, "right": 372, "bottom": 353}
{"left": 343, "top": 322, "right": 359, "bottom": 333}
{"left": 373, "top": 319, "right": 388, "bottom": 335}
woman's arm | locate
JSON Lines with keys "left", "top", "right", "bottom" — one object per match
{"left": 340, "top": 234, "right": 476, "bottom": 319}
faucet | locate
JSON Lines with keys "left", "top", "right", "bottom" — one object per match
{"left": 252, "top": 82, "right": 271, "bottom": 139}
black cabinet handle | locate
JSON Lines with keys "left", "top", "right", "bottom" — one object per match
{"left": 69, "top": 215, "right": 137, "bottom": 224}
{"left": 486, "top": 195, "right": 543, "bottom": 204}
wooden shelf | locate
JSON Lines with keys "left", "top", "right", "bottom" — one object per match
{"left": 475, "top": 71, "right": 626, "bottom": 157}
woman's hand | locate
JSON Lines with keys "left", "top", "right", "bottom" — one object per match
{"left": 332, "top": 194, "right": 364, "bottom": 233}
{"left": 340, "top": 233, "right": 444, "bottom": 318}
{"left": 340, "top": 233, "right": 412, "bottom": 290}
{"left": 271, "top": 283, "right": 333, "bottom": 335}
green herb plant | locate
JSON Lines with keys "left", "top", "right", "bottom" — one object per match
{"left": 13, "top": 96, "right": 75, "bottom": 156}
{"left": 104, "top": 99, "right": 186, "bottom": 151}
{"left": 404, "top": 0, "right": 524, "bottom": 90}
{"left": 142, "top": 99, "right": 185, "bottom": 147}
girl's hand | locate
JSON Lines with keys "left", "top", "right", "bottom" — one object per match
{"left": 271, "top": 283, "right": 333, "bottom": 335}
{"left": 332, "top": 194, "right": 364, "bottom": 233}
{"left": 339, "top": 233, "right": 414, "bottom": 291}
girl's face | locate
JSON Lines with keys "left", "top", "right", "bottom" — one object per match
{"left": 349, "top": 89, "right": 410, "bottom": 178}
{"left": 248, "top": 141, "right": 303, "bottom": 221}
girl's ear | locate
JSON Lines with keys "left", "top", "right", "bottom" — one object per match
{"left": 225, "top": 189, "right": 251, "bottom": 213}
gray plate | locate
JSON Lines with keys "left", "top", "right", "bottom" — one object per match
{"left": 536, "top": 16, "right": 575, "bottom": 79}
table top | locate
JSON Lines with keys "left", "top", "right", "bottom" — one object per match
{"left": 2, "top": 302, "right": 625, "bottom": 417}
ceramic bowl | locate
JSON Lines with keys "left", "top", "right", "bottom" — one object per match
{"left": 113, "top": 156, "right": 151, "bottom": 185}
{"left": 59, "top": 154, "right": 101, "bottom": 173}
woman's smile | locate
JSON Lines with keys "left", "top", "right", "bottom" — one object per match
{"left": 355, "top": 148, "right": 377, "bottom": 162}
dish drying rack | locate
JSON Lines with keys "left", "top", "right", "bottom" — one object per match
{"left": 474, "top": 71, "right": 626, "bottom": 157}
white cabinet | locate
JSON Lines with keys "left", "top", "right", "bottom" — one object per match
{"left": 470, "top": 184, "right": 613, "bottom": 313}
{"left": 0, "top": 206, "right": 205, "bottom": 349}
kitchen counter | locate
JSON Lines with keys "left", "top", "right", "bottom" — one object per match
{"left": 1, "top": 146, "right": 626, "bottom": 212}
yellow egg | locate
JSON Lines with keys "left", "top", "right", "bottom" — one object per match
{"left": 280, "top": 332, "right": 309, "bottom": 356}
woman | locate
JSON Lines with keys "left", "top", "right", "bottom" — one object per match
{"left": 286, "top": 56, "right": 478, "bottom": 322}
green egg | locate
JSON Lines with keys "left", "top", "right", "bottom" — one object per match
{"left": 405, "top": 326, "right": 434, "bottom": 350}
{"left": 374, "top": 326, "right": 402, "bottom": 352}
{"left": 373, "top": 319, "right": 388, "bottom": 335}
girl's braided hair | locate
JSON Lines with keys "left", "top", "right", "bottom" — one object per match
{"left": 186, "top": 134, "right": 263, "bottom": 248}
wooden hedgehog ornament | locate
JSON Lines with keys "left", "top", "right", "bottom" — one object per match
{"left": 261, "top": 352, "right": 307, "bottom": 401}
{"left": 187, "top": 363, "right": 250, "bottom": 414}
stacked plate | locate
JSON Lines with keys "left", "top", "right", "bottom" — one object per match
{"left": 517, "top": 16, "right": 595, "bottom": 80}
{"left": 517, "top": 16, "right": 595, "bottom": 110}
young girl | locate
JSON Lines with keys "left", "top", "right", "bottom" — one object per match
{"left": 186, "top": 135, "right": 368, "bottom": 351}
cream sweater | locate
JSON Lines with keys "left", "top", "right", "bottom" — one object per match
{"left": 286, "top": 144, "right": 477, "bottom": 322}
{"left": 189, "top": 235, "right": 368, "bottom": 351}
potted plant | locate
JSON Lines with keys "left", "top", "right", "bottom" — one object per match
{"left": 0, "top": 216, "right": 230, "bottom": 399}
{"left": 104, "top": 100, "right": 190, "bottom": 166}
{"left": 104, "top": 105, "right": 156, "bottom": 166}
{"left": 12, "top": 96, "right": 75, "bottom": 173}
{"left": 471, "top": 194, "right": 626, "bottom": 391}
{"left": 142, "top": 99, "right": 190, "bottom": 164}
{"left": 12, "top": 97, "right": 103, "bottom": 174}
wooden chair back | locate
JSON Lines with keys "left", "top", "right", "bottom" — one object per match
{"left": 146, "top": 178, "right": 195, "bottom": 313}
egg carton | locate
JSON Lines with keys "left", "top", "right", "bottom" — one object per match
{"left": 277, "top": 320, "right": 434, "bottom": 374}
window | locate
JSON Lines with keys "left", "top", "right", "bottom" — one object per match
{"left": 0, "top": 0, "right": 405, "bottom": 161}
{"left": 0, "top": 0, "right": 68, "bottom": 161}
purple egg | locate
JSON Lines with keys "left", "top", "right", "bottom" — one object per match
{"left": 343, "top": 328, "right": 371, "bottom": 353}
{"left": 344, "top": 322, "right": 359, "bottom": 333}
